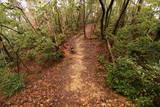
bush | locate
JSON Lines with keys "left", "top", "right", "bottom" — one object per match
{"left": 107, "top": 57, "right": 143, "bottom": 98}
{"left": 0, "top": 72, "right": 24, "bottom": 97}
{"left": 99, "top": 57, "right": 160, "bottom": 107}
{"left": 36, "top": 38, "right": 63, "bottom": 62}
{"left": 39, "top": 50, "right": 63, "bottom": 62}
{"left": 128, "top": 36, "right": 160, "bottom": 65}
{"left": 113, "top": 24, "right": 160, "bottom": 63}
{"left": 101, "top": 5, "right": 160, "bottom": 107}
{"left": 97, "top": 55, "right": 108, "bottom": 70}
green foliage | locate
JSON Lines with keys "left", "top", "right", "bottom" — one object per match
{"left": 104, "top": 6, "right": 160, "bottom": 105}
{"left": 33, "top": 36, "right": 63, "bottom": 62}
{"left": 106, "top": 18, "right": 160, "bottom": 106}
{"left": 0, "top": 1, "right": 66, "bottom": 98}
{"left": 0, "top": 72, "right": 24, "bottom": 97}
{"left": 98, "top": 4, "right": 160, "bottom": 106}
{"left": 112, "top": 26, "right": 133, "bottom": 57}
{"left": 97, "top": 55, "right": 108, "bottom": 69}
{"left": 38, "top": 50, "right": 63, "bottom": 62}
{"left": 113, "top": 23, "right": 160, "bottom": 66}
{"left": 55, "top": 34, "right": 66, "bottom": 45}
{"left": 128, "top": 36, "right": 160, "bottom": 65}
{"left": 2, "top": 31, "right": 64, "bottom": 63}
{"left": 98, "top": 56, "right": 160, "bottom": 107}
{"left": 136, "top": 96, "right": 154, "bottom": 107}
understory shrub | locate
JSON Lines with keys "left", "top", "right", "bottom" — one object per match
{"left": 34, "top": 37, "right": 63, "bottom": 62}
{"left": 128, "top": 36, "right": 160, "bottom": 65}
{"left": 38, "top": 50, "right": 63, "bottom": 62}
{"left": 97, "top": 55, "right": 108, "bottom": 70}
{"left": 98, "top": 17, "right": 160, "bottom": 106}
{"left": 98, "top": 56, "right": 160, "bottom": 107}
{"left": 0, "top": 72, "right": 24, "bottom": 97}
{"left": 0, "top": 27, "right": 64, "bottom": 97}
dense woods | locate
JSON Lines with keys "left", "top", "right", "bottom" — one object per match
{"left": 0, "top": 0, "right": 160, "bottom": 107}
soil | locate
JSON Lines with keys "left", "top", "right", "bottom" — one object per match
{"left": 0, "top": 25, "right": 132, "bottom": 107}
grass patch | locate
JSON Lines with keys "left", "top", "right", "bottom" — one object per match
{"left": 0, "top": 72, "right": 25, "bottom": 97}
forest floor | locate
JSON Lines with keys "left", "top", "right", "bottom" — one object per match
{"left": 1, "top": 25, "right": 132, "bottom": 107}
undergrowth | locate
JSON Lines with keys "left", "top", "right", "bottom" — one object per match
{"left": 97, "top": 56, "right": 160, "bottom": 107}
{"left": 0, "top": 71, "right": 24, "bottom": 97}
{"left": 97, "top": 20, "right": 160, "bottom": 107}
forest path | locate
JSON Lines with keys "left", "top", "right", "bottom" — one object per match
{"left": 5, "top": 25, "right": 131, "bottom": 107}
{"left": 64, "top": 35, "right": 106, "bottom": 106}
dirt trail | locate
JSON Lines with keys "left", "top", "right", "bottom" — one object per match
{"left": 65, "top": 36, "right": 106, "bottom": 104}
{"left": 65, "top": 37, "right": 85, "bottom": 91}
{"left": 3, "top": 25, "right": 132, "bottom": 107}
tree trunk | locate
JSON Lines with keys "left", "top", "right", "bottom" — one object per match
{"left": 104, "top": 0, "right": 115, "bottom": 30}
{"left": 44, "top": 12, "right": 53, "bottom": 36}
{"left": 54, "top": 0, "right": 63, "bottom": 33}
{"left": 113, "top": 0, "right": 130, "bottom": 35}
{"left": 83, "top": 0, "right": 87, "bottom": 38}
{"left": 137, "top": 0, "right": 143, "bottom": 13}
{"left": 131, "top": 0, "right": 143, "bottom": 24}
{"left": 99, "top": 0, "right": 106, "bottom": 39}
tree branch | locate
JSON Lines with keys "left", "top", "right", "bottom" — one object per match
{"left": 0, "top": 24, "right": 23, "bottom": 34}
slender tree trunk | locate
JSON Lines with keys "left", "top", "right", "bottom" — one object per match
{"left": 57, "top": 10, "right": 63, "bottom": 33}
{"left": 99, "top": 0, "right": 106, "bottom": 39}
{"left": 44, "top": 12, "right": 53, "bottom": 36}
{"left": 131, "top": 0, "right": 143, "bottom": 24}
{"left": 113, "top": 0, "right": 130, "bottom": 35}
{"left": 105, "top": 8, "right": 112, "bottom": 28}
{"left": 119, "top": 9, "right": 126, "bottom": 27}
{"left": 54, "top": 0, "right": 63, "bottom": 33}
{"left": 137, "top": 0, "right": 143, "bottom": 13}
{"left": 85, "top": 9, "right": 92, "bottom": 23}
{"left": 104, "top": 0, "right": 115, "bottom": 30}
{"left": 77, "top": 11, "right": 81, "bottom": 28}
{"left": 77, "top": 0, "right": 83, "bottom": 28}
{"left": 83, "top": 0, "right": 86, "bottom": 38}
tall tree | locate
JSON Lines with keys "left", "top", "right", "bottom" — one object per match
{"left": 83, "top": 0, "right": 86, "bottom": 38}
{"left": 137, "top": 0, "right": 144, "bottom": 13}
{"left": 113, "top": 0, "right": 130, "bottom": 35}
{"left": 99, "top": 0, "right": 115, "bottom": 39}
{"left": 104, "top": 0, "right": 115, "bottom": 30}
{"left": 99, "top": 0, "right": 106, "bottom": 39}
